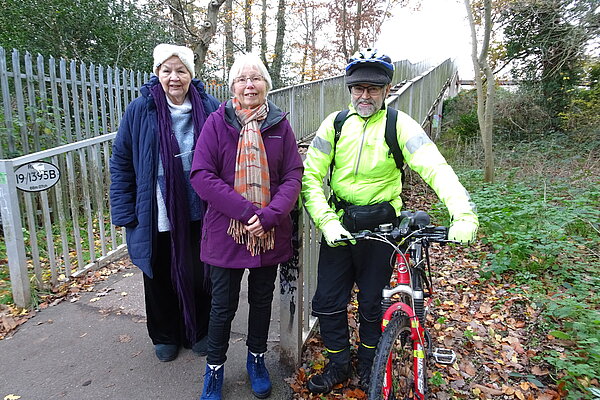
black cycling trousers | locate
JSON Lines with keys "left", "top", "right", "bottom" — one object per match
{"left": 143, "top": 222, "right": 211, "bottom": 347}
{"left": 206, "top": 264, "right": 278, "bottom": 365}
{"left": 312, "top": 239, "right": 395, "bottom": 360}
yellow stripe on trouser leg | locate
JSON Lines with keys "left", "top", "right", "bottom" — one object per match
{"left": 360, "top": 342, "right": 376, "bottom": 349}
{"left": 326, "top": 347, "right": 347, "bottom": 354}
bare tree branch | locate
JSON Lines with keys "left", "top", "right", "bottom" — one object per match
{"left": 192, "top": 0, "right": 227, "bottom": 75}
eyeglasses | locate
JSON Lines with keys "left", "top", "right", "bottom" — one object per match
{"left": 233, "top": 75, "right": 264, "bottom": 85}
{"left": 350, "top": 85, "right": 384, "bottom": 96}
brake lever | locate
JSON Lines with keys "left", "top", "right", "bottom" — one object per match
{"left": 332, "top": 230, "right": 372, "bottom": 243}
{"left": 354, "top": 230, "right": 371, "bottom": 240}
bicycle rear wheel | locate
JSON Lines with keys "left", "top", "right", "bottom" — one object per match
{"left": 368, "top": 314, "right": 426, "bottom": 400}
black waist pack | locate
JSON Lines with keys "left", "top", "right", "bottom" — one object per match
{"left": 342, "top": 201, "right": 397, "bottom": 232}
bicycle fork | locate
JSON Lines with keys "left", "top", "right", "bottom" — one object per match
{"left": 381, "top": 302, "right": 427, "bottom": 400}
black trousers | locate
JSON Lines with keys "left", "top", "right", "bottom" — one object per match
{"left": 311, "top": 239, "right": 395, "bottom": 364}
{"left": 142, "top": 222, "right": 211, "bottom": 347}
{"left": 206, "top": 264, "right": 278, "bottom": 365}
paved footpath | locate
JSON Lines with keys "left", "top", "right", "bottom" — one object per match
{"left": 0, "top": 262, "right": 294, "bottom": 400}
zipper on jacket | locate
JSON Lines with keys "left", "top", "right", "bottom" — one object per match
{"left": 354, "top": 119, "right": 370, "bottom": 175}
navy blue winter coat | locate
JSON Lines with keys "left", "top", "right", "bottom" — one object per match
{"left": 109, "top": 77, "right": 220, "bottom": 278}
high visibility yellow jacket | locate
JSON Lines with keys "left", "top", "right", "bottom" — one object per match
{"left": 301, "top": 104, "right": 478, "bottom": 229}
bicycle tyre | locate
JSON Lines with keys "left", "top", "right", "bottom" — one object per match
{"left": 368, "top": 314, "right": 426, "bottom": 400}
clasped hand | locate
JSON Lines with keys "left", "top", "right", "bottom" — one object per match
{"left": 245, "top": 214, "right": 265, "bottom": 237}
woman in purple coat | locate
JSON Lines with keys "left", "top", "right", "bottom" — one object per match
{"left": 190, "top": 53, "right": 303, "bottom": 400}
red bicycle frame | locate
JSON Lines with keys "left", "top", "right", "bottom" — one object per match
{"left": 379, "top": 252, "right": 428, "bottom": 400}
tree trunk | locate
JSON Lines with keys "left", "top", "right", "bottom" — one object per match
{"left": 340, "top": 0, "right": 349, "bottom": 59}
{"left": 168, "top": 0, "right": 187, "bottom": 44}
{"left": 352, "top": 0, "right": 362, "bottom": 54}
{"left": 224, "top": 0, "right": 234, "bottom": 71}
{"left": 193, "top": 0, "right": 227, "bottom": 76}
{"left": 270, "top": 0, "right": 286, "bottom": 88}
{"left": 244, "top": 0, "right": 253, "bottom": 52}
{"left": 299, "top": 0, "right": 309, "bottom": 82}
{"left": 259, "top": 0, "right": 268, "bottom": 66}
{"left": 464, "top": 0, "right": 495, "bottom": 182}
{"left": 310, "top": 6, "right": 317, "bottom": 77}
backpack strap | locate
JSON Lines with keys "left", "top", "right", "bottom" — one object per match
{"left": 333, "top": 110, "right": 350, "bottom": 148}
{"left": 329, "top": 110, "right": 352, "bottom": 187}
{"left": 384, "top": 108, "right": 403, "bottom": 170}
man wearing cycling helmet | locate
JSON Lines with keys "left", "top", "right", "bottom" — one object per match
{"left": 302, "top": 49, "right": 478, "bottom": 394}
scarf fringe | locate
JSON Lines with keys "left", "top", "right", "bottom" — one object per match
{"left": 227, "top": 219, "right": 275, "bottom": 256}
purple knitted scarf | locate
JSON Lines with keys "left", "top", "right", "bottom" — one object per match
{"left": 150, "top": 82, "right": 206, "bottom": 345}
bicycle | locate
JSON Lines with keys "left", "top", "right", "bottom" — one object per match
{"left": 335, "top": 210, "right": 458, "bottom": 400}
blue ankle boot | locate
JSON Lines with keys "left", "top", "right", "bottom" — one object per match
{"left": 246, "top": 351, "right": 272, "bottom": 398}
{"left": 200, "top": 364, "right": 223, "bottom": 400}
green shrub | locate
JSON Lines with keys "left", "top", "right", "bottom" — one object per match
{"left": 438, "top": 141, "right": 599, "bottom": 399}
{"left": 442, "top": 89, "right": 479, "bottom": 141}
{"left": 559, "top": 86, "right": 600, "bottom": 141}
{"left": 441, "top": 83, "right": 600, "bottom": 145}
{"left": 493, "top": 87, "right": 554, "bottom": 139}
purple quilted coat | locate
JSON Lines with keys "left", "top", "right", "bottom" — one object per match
{"left": 190, "top": 100, "right": 303, "bottom": 268}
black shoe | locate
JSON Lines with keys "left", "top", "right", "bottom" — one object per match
{"left": 307, "top": 362, "right": 351, "bottom": 394}
{"left": 154, "top": 344, "right": 178, "bottom": 362}
{"left": 357, "top": 362, "right": 372, "bottom": 392}
{"left": 357, "top": 343, "right": 375, "bottom": 391}
{"left": 192, "top": 336, "right": 208, "bottom": 356}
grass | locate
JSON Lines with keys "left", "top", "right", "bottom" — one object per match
{"left": 0, "top": 238, "right": 12, "bottom": 304}
{"left": 435, "top": 132, "right": 600, "bottom": 399}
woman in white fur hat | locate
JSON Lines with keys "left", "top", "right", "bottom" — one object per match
{"left": 110, "top": 44, "right": 220, "bottom": 362}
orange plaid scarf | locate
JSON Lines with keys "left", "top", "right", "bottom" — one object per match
{"left": 227, "top": 98, "right": 275, "bottom": 256}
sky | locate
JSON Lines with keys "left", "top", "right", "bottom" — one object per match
{"left": 376, "top": 0, "right": 475, "bottom": 79}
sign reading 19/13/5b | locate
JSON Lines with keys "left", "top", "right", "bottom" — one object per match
{"left": 14, "top": 161, "right": 61, "bottom": 192}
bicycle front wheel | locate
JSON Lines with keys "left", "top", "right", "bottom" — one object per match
{"left": 368, "top": 314, "right": 426, "bottom": 400}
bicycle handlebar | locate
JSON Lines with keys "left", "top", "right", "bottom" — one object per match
{"left": 333, "top": 211, "right": 457, "bottom": 244}
{"left": 334, "top": 224, "right": 449, "bottom": 243}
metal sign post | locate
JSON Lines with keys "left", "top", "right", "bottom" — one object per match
{"left": 0, "top": 159, "right": 30, "bottom": 308}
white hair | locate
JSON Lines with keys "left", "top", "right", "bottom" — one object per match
{"left": 228, "top": 53, "right": 273, "bottom": 92}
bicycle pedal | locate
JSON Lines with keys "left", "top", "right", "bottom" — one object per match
{"left": 432, "top": 348, "right": 456, "bottom": 365}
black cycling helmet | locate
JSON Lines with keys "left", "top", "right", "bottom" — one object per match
{"left": 345, "top": 48, "right": 394, "bottom": 87}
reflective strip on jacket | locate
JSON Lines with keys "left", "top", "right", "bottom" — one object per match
{"left": 301, "top": 103, "right": 478, "bottom": 230}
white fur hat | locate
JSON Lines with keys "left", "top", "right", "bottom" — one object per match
{"left": 153, "top": 44, "right": 195, "bottom": 78}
